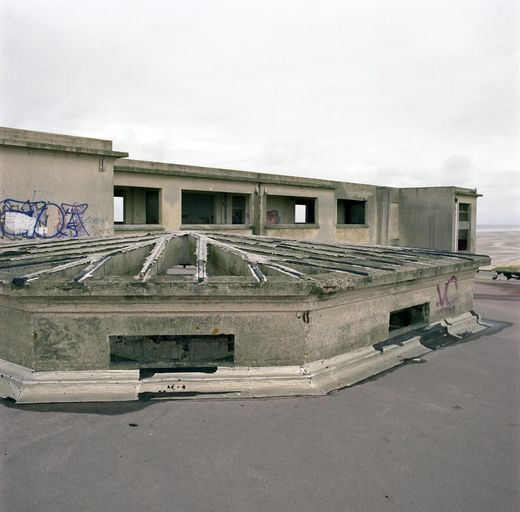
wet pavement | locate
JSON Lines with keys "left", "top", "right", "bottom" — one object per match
{"left": 1, "top": 279, "right": 518, "bottom": 512}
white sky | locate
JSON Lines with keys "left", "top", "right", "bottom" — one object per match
{"left": 1, "top": 0, "right": 518, "bottom": 224}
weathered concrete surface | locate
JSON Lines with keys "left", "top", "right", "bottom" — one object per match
{"left": 1, "top": 280, "right": 518, "bottom": 512}
{"left": 2, "top": 127, "right": 483, "bottom": 250}
{"left": 399, "top": 187, "right": 479, "bottom": 252}
{"left": 0, "top": 127, "right": 128, "bottom": 240}
{"left": 0, "top": 233, "right": 489, "bottom": 378}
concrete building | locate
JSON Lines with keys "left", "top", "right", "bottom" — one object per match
{"left": 1, "top": 127, "right": 479, "bottom": 252}
{"left": 0, "top": 127, "right": 488, "bottom": 403}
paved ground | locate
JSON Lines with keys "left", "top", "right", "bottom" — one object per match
{"left": 1, "top": 279, "right": 518, "bottom": 512}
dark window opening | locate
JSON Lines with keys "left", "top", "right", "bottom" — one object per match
{"left": 146, "top": 190, "right": 159, "bottom": 224}
{"left": 232, "top": 195, "right": 246, "bottom": 224}
{"left": 458, "top": 203, "right": 471, "bottom": 223}
{"left": 389, "top": 303, "right": 429, "bottom": 331}
{"left": 109, "top": 334, "right": 235, "bottom": 369}
{"left": 337, "top": 199, "right": 366, "bottom": 224}
{"left": 113, "top": 186, "right": 160, "bottom": 225}
{"left": 458, "top": 229, "right": 469, "bottom": 251}
{"left": 182, "top": 192, "right": 215, "bottom": 224}
{"left": 182, "top": 191, "right": 249, "bottom": 225}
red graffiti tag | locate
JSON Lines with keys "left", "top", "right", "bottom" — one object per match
{"left": 436, "top": 275, "right": 458, "bottom": 309}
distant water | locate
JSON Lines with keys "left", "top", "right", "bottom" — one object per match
{"left": 477, "top": 225, "right": 520, "bottom": 233}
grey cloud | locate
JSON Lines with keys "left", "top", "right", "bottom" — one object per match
{"left": 1, "top": 0, "right": 518, "bottom": 224}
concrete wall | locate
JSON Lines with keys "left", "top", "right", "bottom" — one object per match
{"left": 0, "top": 147, "right": 115, "bottom": 239}
{"left": 0, "top": 128, "right": 482, "bottom": 251}
{"left": 114, "top": 169, "right": 341, "bottom": 242}
{"left": 0, "top": 300, "right": 33, "bottom": 367}
{"left": 1, "top": 267, "right": 475, "bottom": 371}
{"left": 114, "top": 171, "right": 256, "bottom": 233}
{"left": 0, "top": 128, "right": 127, "bottom": 241}
{"left": 262, "top": 183, "right": 334, "bottom": 241}
{"left": 398, "top": 188, "right": 456, "bottom": 250}
{"left": 305, "top": 269, "right": 474, "bottom": 361}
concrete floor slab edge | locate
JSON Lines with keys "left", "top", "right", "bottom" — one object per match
{"left": 0, "top": 341, "right": 433, "bottom": 404}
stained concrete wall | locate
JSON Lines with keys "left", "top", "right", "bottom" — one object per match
{"left": 114, "top": 166, "right": 340, "bottom": 242}
{"left": 114, "top": 170, "right": 256, "bottom": 234}
{"left": 1, "top": 268, "right": 476, "bottom": 372}
{"left": 304, "top": 270, "right": 475, "bottom": 361}
{"left": 0, "top": 301, "right": 33, "bottom": 367}
{"left": 262, "top": 183, "right": 334, "bottom": 241}
{"left": 0, "top": 128, "right": 481, "bottom": 250}
{"left": 0, "top": 128, "right": 127, "bottom": 241}
{"left": 398, "top": 188, "right": 456, "bottom": 251}
{"left": 114, "top": 162, "right": 412, "bottom": 244}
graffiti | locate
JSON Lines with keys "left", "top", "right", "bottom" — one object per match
{"left": 0, "top": 198, "right": 89, "bottom": 240}
{"left": 266, "top": 210, "right": 279, "bottom": 225}
{"left": 436, "top": 275, "right": 458, "bottom": 309}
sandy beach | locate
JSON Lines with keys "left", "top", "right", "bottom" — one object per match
{"left": 476, "top": 226, "right": 520, "bottom": 269}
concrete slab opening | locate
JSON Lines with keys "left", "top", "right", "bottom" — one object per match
{"left": 389, "top": 303, "right": 429, "bottom": 332}
{"left": 109, "top": 334, "right": 235, "bottom": 369}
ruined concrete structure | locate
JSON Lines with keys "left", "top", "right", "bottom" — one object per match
{"left": 1, "top": 127, "right": 479, "bottom": 252}
{"left": 0, "top": 231, "right": 489, "bottom": 402}
{"left": 0, "top": 128, "right": 489, "bottom": 403}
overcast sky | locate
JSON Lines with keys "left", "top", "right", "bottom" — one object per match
{"left": 1, "top": 0, "right": 518, "bottom": 224}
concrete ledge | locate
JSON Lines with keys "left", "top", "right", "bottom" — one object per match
{"left": 0, "top": 341, "right": 429, "bottom": 403}
{"left": 180, "top": 224, "right": 253, "bottom": 231}
{"left": 264, "top": 224, "right": 320, "bottom": 229}
{"left": 0, "top": 360, "right": 139, "bottom": 403}
{"left": 114, "top": 224, "right": 165, "bottom": 232}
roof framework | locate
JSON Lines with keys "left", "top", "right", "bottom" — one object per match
{"left": 0, "top": 232, "right": 486, "bottom": 288}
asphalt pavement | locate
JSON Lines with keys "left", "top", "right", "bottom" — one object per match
{"left": 1, "top": 279, "right": 519, "bottom": 512}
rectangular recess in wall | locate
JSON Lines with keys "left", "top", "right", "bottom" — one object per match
{"left": 389, "top": 303, "right": 429, "bottom": 332}
{"left": 109, "top": 334, "right": 235, "bottom": 368}
{"left": 113, "top": 186, "right": 160, "bottom": 225}
{"left": 265, "top": 195, "right": 316, "bottom": 225}
{"left": 337, "top": 199, "right": 366, "bottom": 224}
{"left": 458, "top": 229, "right": 469, "bottom": 251}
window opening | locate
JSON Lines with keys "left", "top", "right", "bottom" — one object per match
{"left": 389, "top": 303, "right": 429, "bottom": 331}
{"left": 109, "top": 334, "right": 235, "bottom": 368}
{"left": 114, "top": 190, "right": 125, "bottom": 223}
{"left": 232, "top": 195, "right": 246, "bottom": 224}
{"left": 458, "top": 203, "right": 471, "bottom": 223}
{"left": 113, "top": 186, "right": 160, "bottom": 225}
{"left": 337, "top": 199, "right": 366, "bottom": 224}
{"left": 458, "top": 229, "right": 469, "bottom": 251}
{"left": 182, "top": 191, "right": 249, "bottom": 225}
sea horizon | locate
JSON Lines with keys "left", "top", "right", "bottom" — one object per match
{"left": 477, "top": 224, "right": 520, "bottom": 232}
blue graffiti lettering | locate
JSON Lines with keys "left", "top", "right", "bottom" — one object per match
{"left": 0, "top": 198, "right": 89, "bottom": 240}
